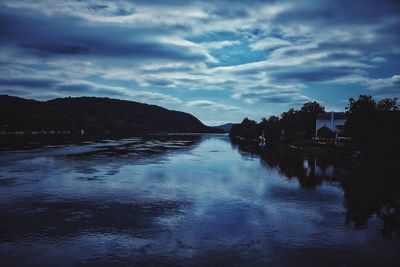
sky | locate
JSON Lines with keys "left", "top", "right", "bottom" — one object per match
{"left": 0, "top": 0, "right": 399, "bottom": 125}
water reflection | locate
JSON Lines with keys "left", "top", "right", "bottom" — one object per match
{"left": 0, "top": 135, "right": 399, "bottom": 266}
{"left": 233, "top": 140, "right": 400, "bottom": 238}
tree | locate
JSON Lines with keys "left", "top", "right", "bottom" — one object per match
{"left": 300, "top": 101, "right": 325, "bottom": 113}
{"left": 345, "top": 95, "right": 377, "bottom": 149}
{"left": 232, "top": 100, "right": 326, "bottom": 142}
{"left": 230, "top": 117, "right": 261, "bottom": 140}
{"left": 345, "top": 95, "right": 400, "bottom": 161}
{"left": 280, "top": 102, "right": 325, "bottom": 140}
{"left": 260, "top": 115, "right": 280, "bottom": 141}
{"left": 377, "top": 98, "right": 398, "bottom": 111}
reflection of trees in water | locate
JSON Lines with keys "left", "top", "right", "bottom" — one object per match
{"left": 341, "top": 166, "right": 400, "bottom": 239}
{"left": 1, "top": 134, "right": 203, "bottom": 152}
{"left": 233, "top": 141, "right": 333, "bottom": 188}
{"left": 379, "top": 199, "right": 400, "bottom": 239}
{"left": 58, "top": 134, "right": 203, "bottom": 164}
{"left": 232, "top": 140, "right": 400, "bottom": 238}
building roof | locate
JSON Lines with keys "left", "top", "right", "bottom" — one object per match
{"left": 316, "top": 112, "right": 346, "bottom": 120}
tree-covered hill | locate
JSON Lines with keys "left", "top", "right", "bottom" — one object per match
{"left": 213, "top": 123, "right": 234, "bottom": 133}
{"left": 0, "top": 95, "right": 222, "bottom": 135}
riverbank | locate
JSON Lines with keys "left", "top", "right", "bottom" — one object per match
{"left": 231, "top": 136, "right": 355, "bottom": 158}
{"left": 231, "top": 136, "right": 400, "bottom": 169}
{"left": 288, "top": 141, "right": 357, "bottom": 160}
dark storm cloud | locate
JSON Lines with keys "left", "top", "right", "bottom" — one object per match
{"left": 145, "top": 79, "right": 174, "bottom": 87}
{"left": 273, "top": 0, "right": 400, "bottom": 25}
{"left": 272, "top": 68, "right": 353, "bottom": 83}
{"left": 0, "top": 7, "right": 209, "bottom": 62}
{"left": 0, "top": 77, "right": 125, "bottom": 97}
{"left": 240, "top": 92, "right": 310, "bottom": 104}
{"left": 20, "top": 43, "right": 90, "bottom": 56}
{"left": 20, "top": 41, "right": 205, "bottom": 62}
{"left": 0, "top": 78, "right": 58, "bottom": 88}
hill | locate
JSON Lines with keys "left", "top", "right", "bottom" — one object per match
{"left": 213, "top": 123, "right": 234, "bottom": 133}
{"left": 0, "top": 95, "right": 222, "bottom": 135}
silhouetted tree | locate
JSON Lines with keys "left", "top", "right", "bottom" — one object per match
{"left": 280, "top": 102, "right": 325, "bottom": 140}
{"left": 300, "top": 101, "right": 325, "bottom": 113}
{"left": 345, "top": 95, "right": 400, "bottom": 160}
{"left": 317, "top": 126, "right": 335, "bottom": 139}
{"left": 377, "top": 98, "right": 399, "bottom": 111}
{"left": 232, "top": 101, "right": 325, "bottom": 142}
{"left": 230, "top": 118, "right": 260, "bottom": 140}
{"left": 260, "top": 115, "right": 280, "bottom": 141}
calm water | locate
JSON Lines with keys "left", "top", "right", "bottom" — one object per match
{"left": 0, "top": 135, "right": 399, "bottom": 266}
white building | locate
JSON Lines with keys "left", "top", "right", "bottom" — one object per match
{"left": 315, "top": 112, "right": 346, "bottom": 139}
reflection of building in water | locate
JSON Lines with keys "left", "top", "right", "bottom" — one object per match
{"left": 315, "top": 112, "right": 346, "bottom": 140}
{"left": 314, "top": 159, "right": 334, "bottom": 180}
{"left": 303, "top": 158, "right": 334, "bottom": 180}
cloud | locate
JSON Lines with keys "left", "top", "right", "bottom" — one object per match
{"left": 232, "top": 83, "right": 310, "bottom": 104}
{"left": 240, "top": 92, "right": 311, "bottom": 104}
{"left": 200, "top": 40, "right": 241, "bottom": 50}
{"left": 186, "top": 100, "right": 240, "bottom": 112}
{"left": 0, "top": 78, "right": 59, "bottom": 88}
{"left": 142, "top": 78, "right": 175, "bottom": 87}
{"left": 131, "top": 91, "right": 182, "bottom": 105}
{"left": 59, "top": 81, "right": 183, "bottom": 105}
{"left": 0, "top": 78, "right": 183, "bottom": 105}
{"left": 0, "top": 7, "right": 213, "bottom": 63}
{"left": 0, "top": 0, "right": 399, "bottom": 121}
{"left": 251, "top": 37, "right": 291, "bottom": 50}
{"left": 271, "top": 67, "right": 356, "bottom": 83}
{"left": 369, "top": 57, "right": 386, "bottom": 63}
{"left": 365, "top": 75, "right": 400, "bottom": 96}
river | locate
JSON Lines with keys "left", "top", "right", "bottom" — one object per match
{"left": 0, "top": 135, "right": 399, "bottom": 266}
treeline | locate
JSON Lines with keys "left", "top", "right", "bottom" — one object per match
{"left": 230, "top": 95, "right": 400, "bottom": 160}
{"left": 0, "top": 95, "right": 222, "bottom": 135}
{"left": 230, "top": 101, "right": 325, "bottom": 142}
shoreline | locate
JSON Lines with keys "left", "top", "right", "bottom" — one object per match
{"left": 230, "top": 136, "right": 400, "bottom": 170}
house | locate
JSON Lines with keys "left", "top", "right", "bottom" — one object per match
{"left": 315, "top": 112, "right": 346, "bottom": 140}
